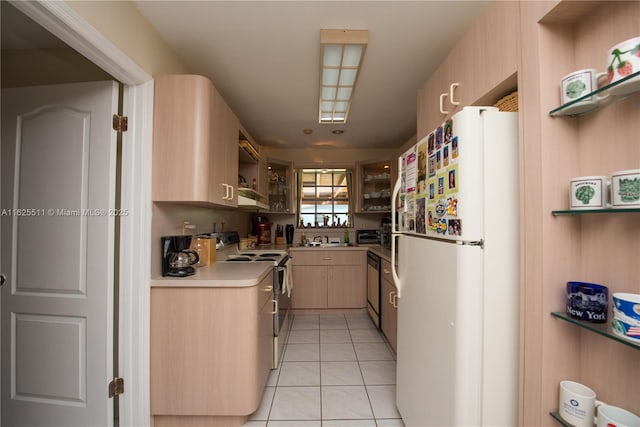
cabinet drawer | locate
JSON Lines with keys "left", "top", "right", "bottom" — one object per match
{"left": 292, "top": 250, "right": 364, "bottom": 266}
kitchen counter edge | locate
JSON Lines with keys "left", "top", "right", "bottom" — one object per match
{"left": 151, "top": 262, "right": 272, "bottom": 288}
{"left": 358, "top": 244, "right": 392, "bottom": 263}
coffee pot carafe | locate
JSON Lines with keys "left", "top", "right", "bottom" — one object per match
{"left": 161, "top": 235, "right": 200, "bottom": 277}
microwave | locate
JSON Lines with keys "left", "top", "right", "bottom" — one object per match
{"left": 356, "top": 229, "right": 380, "bottom": 244}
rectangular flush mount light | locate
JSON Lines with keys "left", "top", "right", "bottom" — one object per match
{"left": 319, "top": 29, "right": 368, "bottom": 124}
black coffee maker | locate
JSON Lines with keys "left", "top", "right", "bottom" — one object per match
{"left": 161, "top": 235, "right": 200, "bottom": 277}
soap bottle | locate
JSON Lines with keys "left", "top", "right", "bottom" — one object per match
{"left": 343, "top": 230, "right": 350, "bottom": 244}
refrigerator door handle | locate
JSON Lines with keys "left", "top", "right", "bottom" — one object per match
{"left": 459, "top": 239, "right": 484, "bottom": 249}
{"left": 392, "top": 156, "right": 402, "bottom": 234}
{"left": 391, "top": 162, "right": 402, "bottom": 297}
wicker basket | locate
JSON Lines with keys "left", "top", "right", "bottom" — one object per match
{"left": 494, "top": 91, "right": 518, "bottom": 112}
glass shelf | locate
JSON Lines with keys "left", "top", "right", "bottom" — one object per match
{"left": 550, "top": 412, "right": 570, "bottom": 426}
{"left": 551, "top": 312, "right": 640, "bottom": 351}
{"left": 552, "top": 207, "right": 640, "bottom": 216}
{"left": 549, "top": 71, "right": 640, "bottom": 116}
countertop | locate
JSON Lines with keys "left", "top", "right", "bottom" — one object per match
{"left": 357, "top": 244, "right": 392, "bottom": 263}
{"left": 151, "top": 243, "right": 392, "bottom": 288}
{"left": 151, "top": 262, "right": 272, "bottom": 288}
{"left": 256, "top": 242, "right": 392, "bottom": 262}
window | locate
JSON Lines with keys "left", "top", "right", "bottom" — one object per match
{"left": 297, "top": 168, "right": 352, "bottom": 228}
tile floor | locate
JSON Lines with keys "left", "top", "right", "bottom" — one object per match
{"left": 243, "top": 313, "right": 405, "bottom": 427}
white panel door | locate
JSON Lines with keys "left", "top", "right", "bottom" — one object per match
{"left": 1, "top": 81, "right": 118, "bottom": 427}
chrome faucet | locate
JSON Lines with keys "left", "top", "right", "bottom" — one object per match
{"left": 324, "top": 236, "right": 329, "bottom": 243}
{"left": 313, "top": 236, "right": 323, "bottom": 243}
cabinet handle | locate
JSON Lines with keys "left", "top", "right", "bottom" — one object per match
{"left": 229, "top": 185, "right": 234, "bottom": 200}
{"left": 449, "top": 82, "right": 460, "bottom": 106}
{"left": 323, "top": 258, "right": 332, "bottom": 261}
{"left": 439, "top": 93, "right": 449, "bottom": 114}
{"left": 391, "top": 292, "right": 398, "bottom": 309}
{"left": 263, "top": 285, "right": 273, "bottom": 292}
{"left": 383, "top": 268, "right": 391, "bottom": 275}
{"left": 389, "top": 291, "right": 395, "bottom": 305}
{"left": 222, "top": 184, "right": 229, "bottom": 200}
{"left": 271, "top": 299, "right": 278, "bottom": 315}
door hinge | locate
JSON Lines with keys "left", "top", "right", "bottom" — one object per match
{"left": 112, "top": 114, "right": 128, "bottom": 132}
{"left": 108, "top": 377, "right": 124, "bottom": 398}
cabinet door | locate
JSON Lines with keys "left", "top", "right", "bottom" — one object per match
{"left": 153, "top": 75, "right": 212, "bottom": 202}
{"left": 357, "top": 160, "right": 392, "bottom": 213}
{"left": 327, "top": 265, "right": 366, "bottom": 308}
{"left": 258, "top": 290, "right": 274, "bottom": 392}
{"left": 223, "top": 100, "right": 239, "bottom": 207}
{"left": 209, "top": 86, "right": 239, "bottom": 206}
{"left": 267, "top": 159, "right": 294, "bottom": 213}
{"left": 380, "top": 276, "right": 397, "bottom": 353}
{"left": 291, "top": 265, "right": 327, "bottom": 308}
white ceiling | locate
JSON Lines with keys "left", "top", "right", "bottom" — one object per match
{"left": 132, "top": 1, "right": 488, "bottom": 150}
{"left": 1, "top": 1, "right": 488, "bottom": 150}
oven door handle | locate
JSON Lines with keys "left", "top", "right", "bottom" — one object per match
{"left": 271, "top": 299, "right": 278, "bottom": 315}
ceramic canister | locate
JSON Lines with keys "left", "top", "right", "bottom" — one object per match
{"left": 561, "top": 69, "right": 608, "bottom": 106}
{"left": 570, "top": 176, "right": 608, "bottom": 209}
{"left": 610, "top": 169, "right": 640, "bottom": 208}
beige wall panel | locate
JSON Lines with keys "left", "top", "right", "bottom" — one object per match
{"left": 150, "top": 203, "right": 252, "bottom": 278}
{"left": 520, "top": 1, "right": 640, "bottom": 425}
{"left": 518, "top": 1, "right": 567, "bottom": 425}
{"left": 66, "top": 0, "right": 188, "bottom": 76}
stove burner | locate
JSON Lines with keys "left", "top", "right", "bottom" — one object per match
{"left": 256, "top": 258, "right": 276, "bottom": 262}
{"left": 226, "top": 256, "right": 252, "bottom": 262}
{"left": 240, "top": 253, "right": 257, "bottom": 257}
{"left": 259, "top": 253, "right": 282, "bottom": 257}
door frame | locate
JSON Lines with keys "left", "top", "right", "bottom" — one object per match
{"left": 8, "top": 2, "right": 154, "bottom": 426}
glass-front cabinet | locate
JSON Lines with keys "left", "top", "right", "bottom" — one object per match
{"left": 267, "top": 159, "right": 294, "bottom": 213}
{"left": 357, "top": 160, "right": 392, "bottom": 213}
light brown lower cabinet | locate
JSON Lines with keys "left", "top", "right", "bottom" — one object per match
{"left": 290, "top": 249, "right": 366, "bottom": 309}
{"left": 380, "top": 259, "right": 397, "bottom": 353}
{"left": 150, "top": 274, "right": 273, "bottom": 427}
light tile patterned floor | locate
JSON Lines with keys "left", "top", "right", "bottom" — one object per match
{"left": 244, "top": 313, "right": 405, "bottom": 427}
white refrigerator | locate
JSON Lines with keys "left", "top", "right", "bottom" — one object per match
{"left": 391, "top": 106, "right": 519, "bottom": 426}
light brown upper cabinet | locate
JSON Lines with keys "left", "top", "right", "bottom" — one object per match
{"left": 356, "top": 159, "right": 393, "bottom": 214}
{"left": 153, "top": 74, "right": 239, "bottom": 207}
{"left": 416, "top": 1, "right": 518, "bottom": 138}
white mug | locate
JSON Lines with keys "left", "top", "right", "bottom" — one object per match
{"left": 570, "top": 176, "right": 608, "bottom": 209}
{"left": 596, "top": 404, "right": 640, "bottom": 427}
{"left": 606, "top": 36, "right": 640, "bottom": 95}
{"left": 561, "top": 68, "right": 609, "bottom": 108}
{"left": 559, "top": 380, "right": 603, "bottom": 427}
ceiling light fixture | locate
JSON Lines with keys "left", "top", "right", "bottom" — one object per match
{"left": 331, "top": 129, "right": 345, "bottom": 135}
{"left": 319, "top": 29, "right": 368, "bottom": 124}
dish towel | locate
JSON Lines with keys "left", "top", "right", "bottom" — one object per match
{"left": 283, "top": 259, "right": 293, "bottom": 298}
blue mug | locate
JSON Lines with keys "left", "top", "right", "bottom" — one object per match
{"left": 566, "top": 281, "right": 608, "bottom": 323}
